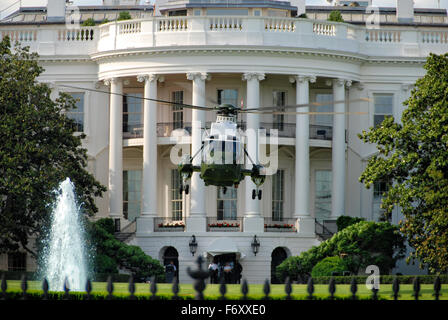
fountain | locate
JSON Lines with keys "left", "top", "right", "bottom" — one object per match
{"left": 39, "top": 178, "right": 90, "bottom": 291}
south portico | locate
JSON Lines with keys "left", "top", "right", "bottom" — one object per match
{"left": 101, "top": 71, "right": 354, "bottom": 236}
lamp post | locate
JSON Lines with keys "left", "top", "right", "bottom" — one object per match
{"left": 251, "top": 235, "right": 260, "bottom": 256}
{"left": 189, "top": 235, "right": 198, "bottom": 256}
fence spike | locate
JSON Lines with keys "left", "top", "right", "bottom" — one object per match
{"left": 392, "top": 276, "right": 400, "bottom": 301}
{"left": 328, "top": 277, "right": 335, "bottom": 300}
{"left": 150, "top": 276, "right": 157, "bottom": 300}
{"left": 350, "top": 277, "right": 357, "bottom": 300}
{"left": 434, "top": 276, "right": 441, "bottom": 301}
{"left": 413, "top": 276, "right": 420, "bottom": 301}
{"left": 172, "top": 276, "right": 179, "bottom": 300}
{"left": 219, "top": 276, "right": 227, "bottom": 300}
{"left": 21, "top": 274, "right": 28, "bottom": 300}
{"left": 284, "top": 277, "right": 292, "bottom": 300}
{"left": 85, "top": 278, "right": 92, "bottom": 300}
{"left": 42, "top": 278, "right": 49, "bottom": 300}
{"left": 371, "top": 287, "right": 378, "bottom": 300}
{"left": 106, "top": 275, "right": 114, "bottom": 300}
{"left": 1, "top": 274, "right": 7, "bottom": 300}
{"left": 307, "top": 277, "right": 314, "bottom": 300}
{"left": 263, "top": 279, "right": 270, "bottom": 300}
{"left": 63, "top": 277, "right": 70, "bottom": 300}
{"left": 128, "top": 275, "right": 136, "bottom": 300}
{"left": 241, "top": 279, "right": 248, "bottom": 300}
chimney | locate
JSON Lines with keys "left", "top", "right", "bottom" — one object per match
{"left": 396, "top": 0, "right": 414, "bottom": 23}
{"left": 290, "top": 0, "right": 306, "bottom": 16}
{"left": 47, "top": 0, "right": 66, "bottom": 22}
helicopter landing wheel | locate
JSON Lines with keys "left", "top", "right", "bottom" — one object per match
{"left": 223, "top": 186, "right": 227, "bottom": 194}
{"left": 258, "top": 189, "right": 262, "bottom": 200}
{"left": 252, "top": 189, "right": 256, "bottom": 200}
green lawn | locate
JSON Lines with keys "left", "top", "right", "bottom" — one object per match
{"left": 3, "top": 280, "right": 448, "bottom": 300}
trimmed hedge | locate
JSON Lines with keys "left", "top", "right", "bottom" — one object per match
{"left": 1, "top": 290, "right": 386, "bottom": 301}
{"left": 309, "top": 274, "right": 448, "bottom": 284}
{"left": 1, "top": 271, "right": 132, "bottom": 283}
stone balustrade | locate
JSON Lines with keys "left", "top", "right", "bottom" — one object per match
{"left": 1, "top": 17, "right": 447, "bottom": 58}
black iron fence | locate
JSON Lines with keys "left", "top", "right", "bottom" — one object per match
{"left": 0, "top": 256, "right": 445, "bottom": 301}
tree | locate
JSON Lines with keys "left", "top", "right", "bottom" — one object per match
{"left": 327, "top": 10, "right": 344, "bottom": 23}
{"left": 117, "top": 11, "right": 132, "bottom": 21}
{"left": 276, "top": 221, "right": 405, "bottom": 282}
{"left": 87, "top": 218, "right": 165, "bottom": 282}
{"left": 336, "top": 215, "right": 365, "bottom": 231}
{"left": 359, "top": 53, "right": 448, "bottom": 273}
{"left": 0, "top": 37, "right": 106, "bottom": 257}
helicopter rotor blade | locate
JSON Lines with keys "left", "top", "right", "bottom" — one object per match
{"left": 56, "top": 84, "right": 217, "bottom": 111}
{"left": 257, "top": 111, "right": 368, "bottom": 115}
{"left": 239, "top": 98, "right": 371, "bottom": 113}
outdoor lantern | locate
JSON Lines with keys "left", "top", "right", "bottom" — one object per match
{"left": 251, "top": 235, "right": 260, "bottom": 256}
{"left": 189, "top": 235, "right": 198, "bottom": 256}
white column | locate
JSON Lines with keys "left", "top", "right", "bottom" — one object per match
{"left": 242, "top": 72, "right": 265, "bottom": 233}
{"left": 331, "top": 78, "right": 351, "bottom": 219}
{"left": 136, "top": 74, "right": 164, "bottom": 233}
{"left": 289, "top": 75, "right": 316, "bottom": 236}
{"left": 105, "top": 77, "right": 123, "bottom": 222}
{"left": 186, "top": 72, "right": 209, "bottom": 232}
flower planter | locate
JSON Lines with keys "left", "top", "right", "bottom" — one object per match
{"left": 158, "top": 226, "right": 185, "bottom": 232}
{"left": 209, "top": 227, "right": 240, "bottom": 232}
{"left": 265, "top": 227, "right": 296, "bottom": 232}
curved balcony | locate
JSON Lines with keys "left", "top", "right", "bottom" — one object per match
{"left": 123, "top": 121, "right": 333, "bottom": 141}
{"left": 1, "top": 16, "right": 447, "bottom": 59}
{"left": 95, "top": 16, "right": 448, "bottom": 59}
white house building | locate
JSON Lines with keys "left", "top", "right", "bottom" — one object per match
{"left": 1, "top": 0, "right": 447, "bottom": 283}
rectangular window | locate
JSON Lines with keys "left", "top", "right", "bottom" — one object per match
{"left": 171, "top": 169, "right": 183, "bottom": 221}
{"left": 123, "top": 93, "right": 143, "bottom": 136}
{"left": 123, "top": 170, "right": 142, "bottom": 221}
{"left": 217, "top": 187, "right": 237, "bottom": 220}
{"left": 373, "top": 181, "right": 389, "bottom": 221}
{"left": 373, "top": 94, "right": 393, "bottom": 127}
{"left": 66, "top": 92, "right": 84, "bottom": 132}
{"left": 8, "top": 252, "right": 26, "bottom": 272}
{"left": 172, "top": 91, "right": 184, "bottom": 130}
{"left": 217, "top": 89, "right": 238, "bottom": 107}
{"left": 314, "top": 93, "right": 333, "bottom": 126}
{"left": 273, "top": 91, "right": 286, "bottom": 131}
{"left": 314, "top": 170, "right": 332, "bottom": 220}
{"left": 272, "top": 169, "right": 284, "bottom": 221}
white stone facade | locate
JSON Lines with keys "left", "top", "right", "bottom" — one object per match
{"left": 1, "top": 1, "right": 446, "bottom": 281}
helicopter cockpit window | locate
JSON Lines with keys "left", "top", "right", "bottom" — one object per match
{"left": 202, "top": 137, "right": 242, "bottom": 165}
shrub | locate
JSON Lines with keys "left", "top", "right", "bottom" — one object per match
{"left": 298, "top": 13, "right": 308, "bottom": 18}
{"left": 100, "top": 18, "right": 110, "bottom": 25}
{"left": 276, "top": 221, "right": 406, "bottom": 282}
{"left": 328, "top": 10, "right": 344, "bottom": 22}
{"left": 311, "top": 256, "right": 348, "bottom": 277}
{"left": 87, "top": 218, "right": 165, "bottom": 282}
{"left": 336, "top": 216, "right": 365, "bottom": 231}
{"left": 82, "top": 18, "right": 96, "bottom": 26}
{"left": 117, "top": 11, "right": 132, "bottom": 21}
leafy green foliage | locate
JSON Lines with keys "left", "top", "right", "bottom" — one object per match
{"left": 311, "top": 256, "right": 348, "bottom": 277}
{"left": 117, "top": 11, "right": 132, "bottom": 21}
{"left": 276, "top": 221, "right": 405, "bottom": 282}
{"left": 359, "top": 53, "right": 448, "bottom": 273}
{"left": 0, "top": 37, "right": 106, "bottom": 256}
{"left": 81, "top": 18, "right": 96, "bottom": 26}
{"left": 327, "top": 10, "right": 344, "bottom": 22}
{"left": 87, "top": 218, "right": 165, "bottom": 282}
{"left": 336, "top": 216, "right": 365, "bottom": 231}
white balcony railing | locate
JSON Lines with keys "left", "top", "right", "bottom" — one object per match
{"left": 1, "top": 17, "right": 448, "bottom": 58}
